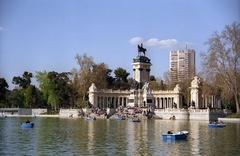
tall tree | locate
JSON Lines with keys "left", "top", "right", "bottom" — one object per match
{"left": 72, "top": 54, "right": 115, "bottom": 107}
{"left": 114, "top": 67, "right": 129, "bottom": 82}
{"left": 74, "top": 54, "right": 95, "bottom": 107}
{"left": 202, "top": 22, "right": 240, "bottom": 113}
{"left": 36, "top": 71, "right": 72, "bottom": 110}
{"left": 91, "top": 63, "right": 108, "bottom": 89}
{"left": 150, "top": 75, "right": 156, "bottom": 81}
{"left": 106, "top": 69, "right": 114, "bottom": 88}
{"left": 149, "top": 75, "right": 159, "bottom": 90}
{"left": 8, "top": 89, "right": 25, "bottom": 108}
{"left": 12, "top": 71, "right": 32, "bottom": 89}
{"left": 0, "top": 78, "right": 9, "bottom": 107}
{"left": 113, "top": 67, "right": 130, "bottom": 90}
{"left": 35, "top": 71, "right": 50, "bottom": 102}
{"left": 11, "top": 72, "right": 40, "bottom": 108}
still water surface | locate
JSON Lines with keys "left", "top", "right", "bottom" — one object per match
{"left": 0, "top": 117, "right": 239, "bottom": 156}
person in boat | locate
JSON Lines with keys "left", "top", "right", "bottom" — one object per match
{"left": 167, "top": 131, "right": 173, "bottom": 134}
{"left": 26, "top": 120, "right": 30, "bottom": 123}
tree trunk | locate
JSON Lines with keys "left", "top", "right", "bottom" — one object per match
{"left": 235, "top": 94, "right": 240, "bottom": 113}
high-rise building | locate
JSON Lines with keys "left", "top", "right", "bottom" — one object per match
{"left": 169, "top": 49, "right": 195, "bottom": 83}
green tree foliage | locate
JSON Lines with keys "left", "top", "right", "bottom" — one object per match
{"left": 48, "top": 71, "right": 72, "bottom": 109}
{"left": 11, "top": 71, "right": 41, "bottom": 108}
{"left": 113, "top": 67, "right": 130, "bottom": 90}
{"left": 150, "top": 75, "right": 156, "bottom": 81}
{"left": 0, "top": 78, "right": 9, "bottom": 107}
{"left": 106, "top": 69, "right": 114, "bottom": 88}
{"left": 149, "top": 75, "right": 159, "bottom": 90}
{"left": 12, "top": 71, "right": 32, "bottom": 89}
{"left": 201, "top": 22, "right": 240, "bottom": 112}
{"left": 8, "top": 89, "right": 25, "bottom": 108}
{"left": 36, "top": 71, "right": 72, "bottom": 110}
{"left": 35, "top": 71, "right": 50, "bottom": 101}
{"left": 114, "top": 67, "right": 129, "bottom": 82}
{"left": 24, "top": 85, "right": 39, "bottom": 108}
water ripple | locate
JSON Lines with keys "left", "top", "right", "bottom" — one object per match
{"left": 0, "top": 118, "right": 240, "bottom": 155}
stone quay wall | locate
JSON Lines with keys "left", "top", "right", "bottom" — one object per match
{"left": 218, "top": 118, "right": 240, "bottom": 123}
{"left": 189, "top": 109, "right": 209, "bottom": 120}
{"left": 18, "top": 108, "right": 32, "bottom": 115}
{"left": 1, "top": 108, "right": 47, "bottom": 116}
{"left": 59, "top": 109, "right": 83, "bottom": 118}
{"left": 155, "top": 108, "right": 225, "bottom": 121}
{"left": 155, "top": 109, "right": 189, "bottom": 120}
{"left": 32, "top": 109, "right": 47, "bottom": 115}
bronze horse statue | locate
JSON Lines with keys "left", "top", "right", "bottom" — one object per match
{"left": 138, "top": 43, "right": 146, "bottom": 56}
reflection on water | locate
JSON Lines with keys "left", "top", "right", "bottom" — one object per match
{"left": 0, "top": 118, "right": 240, "bottom": 156}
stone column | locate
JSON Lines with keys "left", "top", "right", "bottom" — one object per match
{"left": 190, "top": 76, "right": 202, "bottom": 109}
{"left": 89, "top": 83, "right": 97, "bottom": 107}
{"left": 173, "top": 84, "right": 181, "bottom": 108}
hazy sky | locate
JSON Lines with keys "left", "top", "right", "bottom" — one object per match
{"left": 0, "top": 0, "right": 239, "bottom": 88}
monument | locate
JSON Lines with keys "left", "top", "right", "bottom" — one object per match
{"left": 88, "top": 44, "right": 182, "bottom": 109}
{"left": 87, "top": 44, "right": 223, "bottom": 120}
{"left": 132, "top": 44, "right": 151, "bottom": 84}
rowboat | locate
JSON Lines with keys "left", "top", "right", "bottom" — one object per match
{"left": 162, "top": 131, "right": 188, "bottom": 140}
{"left": 208, "top": 123, "right": 226, "bottom": 128}
{"left": 21, "top": 122, "right": 34, "bottom": 128}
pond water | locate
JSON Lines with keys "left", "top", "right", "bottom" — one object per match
{"left": 0, "top": 117, "right": 239, "bottom": 156}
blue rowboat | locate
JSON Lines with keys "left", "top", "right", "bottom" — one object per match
{"left": 21, "top": 122, "right": 34, "bottom": 128}
{"left": 208, "top": 123, "right": 226, "bottom": 128}
{"left": 162, "top": 131, "right": 188, "bottom": 140}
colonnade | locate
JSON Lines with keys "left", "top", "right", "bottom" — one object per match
{"left": 97, "top": 96, "right": 128, "bottom": 109}
{"left": 154, "top": 97, "right": 175, "bottom": 109}
{"left": 202, "top": 95, "right": 221, "bottom": 109}
{"left": 96, "top": 96, "right": 177, "bottom": 109}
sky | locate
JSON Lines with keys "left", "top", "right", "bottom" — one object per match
{"left": 0, "top": 0, "right": 240, "bottom": 89}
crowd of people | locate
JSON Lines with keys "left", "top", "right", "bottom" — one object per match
{"left": 86, "top": 106, "right": 156, "bottom": 120}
